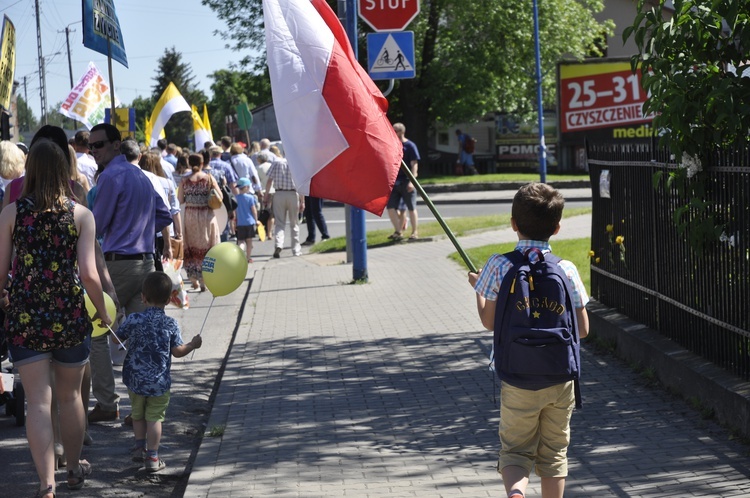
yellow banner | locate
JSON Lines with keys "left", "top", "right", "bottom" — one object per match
{"left": 0, "top": 15, "right": 16, "bottom": 111}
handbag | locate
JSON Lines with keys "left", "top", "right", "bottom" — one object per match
{"left": 208, "top": 187, "right": 223, "bottom": 209}
{"left": 221, "top": 182, "right": 238, "bottom": 211}
{"left": 169, "top": 237, "right": 184, "bottom": 260}
{"left": 258, "top": 208, "right": 271, "bottom": 227}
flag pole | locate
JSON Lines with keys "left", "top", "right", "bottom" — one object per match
{"left": 399, "top": 161, "right": 478, "bottom": 273}
{"left": 106, "top": 35, "right": 116, "bottom": 127}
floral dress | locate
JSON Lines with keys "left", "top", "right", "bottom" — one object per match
{"left": 4, "top": 197, "right": 92, "bottom": 351}
{"left": 182, "top": 176, "right": 220, "bottom": 281}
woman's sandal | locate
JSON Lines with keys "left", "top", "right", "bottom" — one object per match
{"left": 67, "top": 461, "right": 92, "bottom": 490}
{"left": 388, "top": 232, "right": 403, "bottom": 241}
{"left": 36, "top": 485, "right": 55, "bottom": 498}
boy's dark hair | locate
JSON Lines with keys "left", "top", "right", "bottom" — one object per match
{"left": 142, "top": 272, "right": 173, "bottom": 305}
{"left": 511, "top": 182, "right": 564, "bottom": 241}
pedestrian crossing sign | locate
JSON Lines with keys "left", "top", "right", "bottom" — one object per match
{"left": 367, "top": 32, "right": 416, "bottom": 80}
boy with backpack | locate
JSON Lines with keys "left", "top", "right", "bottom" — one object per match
{"left": 468, "top": 182, "right": 589, "bottom": 498}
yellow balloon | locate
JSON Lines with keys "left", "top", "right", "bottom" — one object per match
{"left": 84, "top": 292, "right": 117, "bottom": 337}
{"left": 202, "top": 242, "right": 248, "bottom": 297}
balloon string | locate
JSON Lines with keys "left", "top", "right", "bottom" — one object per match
{"left": 105, "top": 323, "right": 127, "bottom": 351}
{"left": 190, "top": 296, "right": 215, "bottom": 360}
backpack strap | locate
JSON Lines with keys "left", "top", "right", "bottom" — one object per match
{"left": 543, "top": 251, "right": 583, "bottom": 409}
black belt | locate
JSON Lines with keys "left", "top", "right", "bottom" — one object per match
{"left": 104, "top": 252, "right": 154, "bottom": 261}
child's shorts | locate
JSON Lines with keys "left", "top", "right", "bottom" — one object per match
{"left": 498, "top": 381, "right": 574, "bottom": 478}
{"left": 128, "top": 389, "right": 171, "bottom": 422}
{"left": 236, "top": 224, "right": 256, "bottom": 240}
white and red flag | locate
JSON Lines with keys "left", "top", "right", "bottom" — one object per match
{"left": 263, "top": 0, "right": 403, "bottom": 216}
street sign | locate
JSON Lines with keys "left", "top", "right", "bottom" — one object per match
{"left": 358, "top": 0, "right": 420, "bottom": 32}
{"left": 367, "top": 32, "right": 415, "bottom": 80}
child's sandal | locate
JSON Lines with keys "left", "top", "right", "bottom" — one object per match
{"left": 67, "top": 460, "right": 92, "bottom": 490}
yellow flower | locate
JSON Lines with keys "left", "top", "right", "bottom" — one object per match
{"left": 24, "top": 254, "right": 33, "bottom": 266}
{"left": 595, "top": 257, "right": 601, "bottom": 263}
{"left": 606, "top": 224, "right": 614, "bottom": 233}
{"left": 50, "top": 261, "right": 59, "bottom": 271}
{"left": 615, "top": 235, "right": 625, "bottom": 245}
{"left": 19, "top": 313, "right": 31, "bottom": 324}
{"left": 72, "top": 286, "right": 81, "bottom": 295}
{"left": 52, "top": 323, "right": 63, "bottom": 333}
{"left": 588, "top": 250, "right": 595, "bottom": 257}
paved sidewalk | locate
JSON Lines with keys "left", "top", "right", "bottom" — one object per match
{"left": 184, "top": 214, "right": 750, "bottom": 497}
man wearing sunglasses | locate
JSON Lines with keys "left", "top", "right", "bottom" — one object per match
{"left": 87, "top": 123, "right": 173, "bottom": 424}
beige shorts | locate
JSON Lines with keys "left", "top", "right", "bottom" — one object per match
{"left": 498, "top": 381, "right": 575, "bottom": 477}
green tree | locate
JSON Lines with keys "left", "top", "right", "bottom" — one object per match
{"left": 16, "top": 96, "right": 38, "bottom": 136}
{"left": 151, "top": 47, "right": 208, "bottom": 149}
{"left": 625, "top": 0, "right": 750, "bottom": 253}
{"left": 202, "top": 0, "right": 611, "bottom": 158}
{"left": 130, "top": 95, "right": 155, "bottom": 144}
{"left": 625, "top": 0, "right": 750, "bottom": 163}
{"left": 208, "top": 68, "right": 272, "bottom": 138}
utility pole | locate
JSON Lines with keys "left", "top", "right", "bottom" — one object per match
{"left": 35, "top": 0, "right": 48, "bottom": 124}
{"left": 23, "top": 76, "right": 28, "bottom": 131}
{"left": 64, "top": 26, "right": 74, "bottom": 89}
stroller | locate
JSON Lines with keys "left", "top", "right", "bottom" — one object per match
{"left": 0, "top": 308, "right": 25, "bottom": 427}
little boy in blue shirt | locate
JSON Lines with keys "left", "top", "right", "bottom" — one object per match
{"left": 119, "top": 271, "right": 202, "bottom": 472}
{"left": 234, "top": 177, "right": 259, "bottom": 263}
{"left": 468, "top": 183, "right": 589, "bottom": 498}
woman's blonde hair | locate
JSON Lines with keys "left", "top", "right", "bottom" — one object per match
{"left": 0, "top": 141, "right": 26, "bottom": 180}
{"left": 269, "top": 145, "right": 282, "bottom": 158}
{"left": 21, "top": 139, "right": 73, "bottom": 211}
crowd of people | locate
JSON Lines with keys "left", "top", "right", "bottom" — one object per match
{"left": 0, "top": 123, "right": 316, "bottom": 496}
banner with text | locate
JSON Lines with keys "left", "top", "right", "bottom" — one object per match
{"left": 0, "top": 15, "right": 16, "bottom": 111}
{"left": 558, "top": 60, "right": 653, "bottom": 142}
{"left": 82, "top": 0, "right": 128, "bottom": 68}
{"left": 60, "top": 62, "right": 120, "bottom": 129}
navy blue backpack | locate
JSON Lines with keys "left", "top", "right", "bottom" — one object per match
{"left": 493, "top": 248, "right": 582, "bottom": 408}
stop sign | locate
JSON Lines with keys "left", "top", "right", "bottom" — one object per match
{"left": 358, "top": 0, "right": 420, "bottom": 32}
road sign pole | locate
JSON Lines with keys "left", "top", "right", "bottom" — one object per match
{"left": 533, "top": 0, "right": 547, "bottom": 183}
{"left": 345, "top": 0, "right": 369, "bottom": 282}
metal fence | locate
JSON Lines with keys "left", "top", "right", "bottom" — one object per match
{"left": 586, "top": 141, "right": 750, "bottom": 379}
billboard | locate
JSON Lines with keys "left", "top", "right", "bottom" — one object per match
{"left": 558, "top": 59, "right": 653, "bottom": 143}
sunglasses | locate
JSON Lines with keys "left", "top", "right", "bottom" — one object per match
{"left": 89, "top": 140, "right": 111, "bottom": 150}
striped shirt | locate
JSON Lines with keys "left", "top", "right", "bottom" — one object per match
{"left": 266, "top": 158, "right": 297, "bottom": 191}
{"left": 474, "top": 239, "right": 589, "bottom": 308}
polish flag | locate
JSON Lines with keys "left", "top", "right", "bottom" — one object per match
{"left": 263, "top": 0, "right": 403, "bottom": 216}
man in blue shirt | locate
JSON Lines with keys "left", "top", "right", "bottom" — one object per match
{"left": 87, "top": 123, "right": 173, "bottom": 424}
{"left": 386, "top": 123, "right": 420, "bottom": 240}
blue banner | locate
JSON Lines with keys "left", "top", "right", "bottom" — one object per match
{"left": 82, "top": 0, "right": 128, "bottom": 68}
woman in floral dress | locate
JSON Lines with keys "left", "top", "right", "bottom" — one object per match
{"left": 178, "top": 153, "right": 221, "bottom": 291}
{"left": 0, "top": 133, "right": 112, "bottom": 497}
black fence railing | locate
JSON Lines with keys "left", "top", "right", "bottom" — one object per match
{"left": 586, "top": 141, "right": 750, "bottom": 379}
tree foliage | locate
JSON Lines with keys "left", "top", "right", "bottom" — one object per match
{"left": 16, "top": 96, "right": 38, "bottom": 135}
{"left": 625, "top": 0, "right": 750, "bottom": 163}
{"left": 625, "top": 0, "right": 750, "bottom": 254}
{"left": 208, "top": 68, "right": 272, "bottom": 139}
{"left": 202, "top": 0, "right": 610, "bottom": 155}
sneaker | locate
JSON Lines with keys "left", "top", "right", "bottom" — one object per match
{"left": 301, "top": 240, "right": 315, "bottom": 246}
{"left": 273, "top": 247, "right": 281, "bottom": 259}
{"left": 321, "top": 235, "right": 330, "bottom": 240}
{"left": 88, "top": 404, "right": 118, "bottom": 424}
{"left": 130, "top": 446, "right": 146, "bottom": 463}
{"left": 145, "top": 456, "right": 166, "bottom": 473}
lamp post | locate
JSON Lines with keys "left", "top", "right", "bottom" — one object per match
{"left": 533, "top": 0, "right": 547, "bottom": 183}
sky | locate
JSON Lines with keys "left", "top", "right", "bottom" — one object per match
{"left": 3, "top": 0, "right": 251, "bottom": 123}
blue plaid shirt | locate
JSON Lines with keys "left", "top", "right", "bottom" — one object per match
{"left": 474, "top": 239, "right": 589, "bottom": 308}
